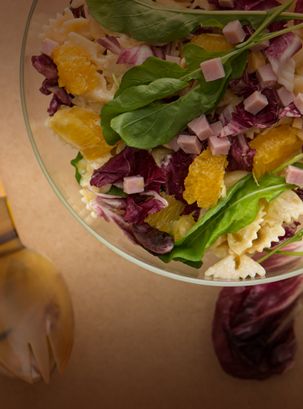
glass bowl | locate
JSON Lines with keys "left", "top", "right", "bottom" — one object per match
{"left": 20, "top": 0, "right": 303, "bottom": 286}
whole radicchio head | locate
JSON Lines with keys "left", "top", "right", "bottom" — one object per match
{"left": 212, "top": 276, "right": 303, "bottom": 380}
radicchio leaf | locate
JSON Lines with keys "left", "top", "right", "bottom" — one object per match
{"left": 212, "top": 276, "right": 303, "bottom": 380}
{"left": 91, "top": 195, "right": 173, "bottom": 254}
{"left": 32, "top": 54, "right": 58, "bottom": 80}
{"left": 131, "top": 223, "right": 174, "bottom": 254}
{"left": 70, "top": 3, "right": 86, "bottom": 18}
{"left": 227, "top": 135, "right": 256, "bottom": 171}
{"left": 229, "top": 72, "right": 260, "bottom": 98}
{"left": 209, "top": 0, "right": 279, "bottom": 10}
{"left": 97, "top": 35, "right": 122, "bottom": 55}
{"left": 117, "top": 45, "right": 154, "bottom": 65}
{"left": 228, "top": 88, "right": 281, "bottom": 134}
{"left": 163, "top": 150, "right": 194, "bottom": 201}
{"left": 91, "top": 147, "right": 166, "bottom": 192}
{"left": 124, "top": 192, "right": 167, "bottom": 224}
{"left": 32, "top": 54, "right": 74, "bottom": 116}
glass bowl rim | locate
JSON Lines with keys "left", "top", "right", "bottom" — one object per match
{"left": 20, "top": 0, "right": 303, "bottom": 287}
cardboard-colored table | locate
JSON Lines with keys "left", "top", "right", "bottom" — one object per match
{"left": 0, "top": 1, "right": 303, "bottom": 408}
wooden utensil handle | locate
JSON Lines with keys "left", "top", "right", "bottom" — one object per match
{"left": 0, "top": 197, "right": 24, "bottom": 256}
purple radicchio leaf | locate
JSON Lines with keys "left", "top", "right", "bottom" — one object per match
{"left": 212, "top": 276, "right": 303, "bottom": 380}
{"left": 280, "top": 103, "right": 302, "bottom": 119}
{"left": 32, "top": 54, "right": 73, "bottom": 116}
{"left": 229, "top": 72, "right": 260, "bottom": 98}
{"left": 97, "top": 35, "right": 122, "bottom": 55}
{"left": 265, "top": 33, "right": 302, "bottom": 74}
{"left": 227, "top": 135, "right": 256, "bottom": 171}
{"left": 117, "top": 45, "right": 154, "bottom": 65}
{"left": 91, "top": 194, "right": 173, "bottom": 254}
{"left": 163, "top": 150, "right": 194, "bottom": 201}
{"left": 91, "top": 147, "right": 166, "bottom": 192}
{"left": 208, "top": 0, "right": 279, "bottom": 10}
{"left": 124, "top": 192, "right": 168, "bottom": 224}
{"left": 225, "top": 88, "right": 281, "bottom": 136}
{"left": 32, "top": 54, "right": 58, "bottom": 80}
{"left": 69, "top": 3, "right": 86, "bottom": 18}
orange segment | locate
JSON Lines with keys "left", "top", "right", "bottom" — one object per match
{"left": 250, "top": 125, "right": 302, "bottom": 179}
{"left": 183, "top": 148, "right": 227, "bottom": 209}
{"left": 145, "top": 194, "right": 185, "bottom": 235}
{"left": 190, "top": 34, "right": 232, "bottom": 52}
{"left": 53, "top": 44, "right": 99, "bottom": 95}
{"left": 49, "top": 107, "right": 113, "bottom": 160}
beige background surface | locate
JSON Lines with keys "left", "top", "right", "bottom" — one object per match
{"left": 1, "top": 1, "right": 303, "bottom": 408}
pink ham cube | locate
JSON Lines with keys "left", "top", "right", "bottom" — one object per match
{"left": 188, "top": 115, "right": 214, "bottom": 140}
{"left": 277, "top": 86, "right": 294, "bottom": 107}
{"left": 285, "top": 165, "right": 303, "bottom": 187}
{"left": 223, "top": 20, "right": 246, "bottom": 45}
{"left": 244, "top": 91, "right": 268, "bottom": 115}
{"left": 256, "top": 64, "right": 277, "bottom": 88}
{"left": 177, "top": 134, "right": 202, "bottom": 155}
{"left": 123, "top": 176, "right": 145, "bottom": 194}
{"left": 200, "top": 58, "right": 225, "bottom": 82}
{"left": 209, "top": 135, "right": 231, "bottom": 156}
{"left": 294, "top": 93, "right": 303, "bottom": 114}
{"left": 210, "top": 121, "right": 223, "bottom": 136}
{"left": 218, "top": 0, "right": 234, "bottom": 8}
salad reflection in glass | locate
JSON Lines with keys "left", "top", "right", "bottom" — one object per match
{"left": 30, "top": 0, "right": 303, "bottom": 381}
{"left": 32, "top": 0, "right": 303, "bottom": 281}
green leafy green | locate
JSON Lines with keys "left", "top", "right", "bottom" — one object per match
{"left": 71, "top": 152, "right": 83, "bottom": 184}
{"left": 102, "top": 76, "right": 188, "bottom": 145}
{"left": 257, "top": 229, "right": 303, "bottom": 263}
{"left": 106, "top": 186, "right": 127, "bottom": 197}
{"left": 86, "top": 0, "right": 303, "bottom": 44}
{"left": 161, "top": 174, "right": 293, "bottom": 267}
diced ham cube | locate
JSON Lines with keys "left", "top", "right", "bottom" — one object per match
{"left": 277, "top": 86, "right": 294, "bottom": 107}
{"left": 294, "top": 93, "right": 303, "bottom": 114}
{"left": 164, "top": 137, "right": 180, "bottom": 151}
{"left": 218, "top": 0, "right": 234, "bottom": 8}
{"left": 177, "top": 134, "right": 202, "bottom": 155}
{"left": 210, "top": 121, "right": 223, "bottom": 136}
{"left": 123, "top": 176, "right": 145, "bottom": 194}
{"left": 165, "top": 55, "right": 181, "bottom": 65}
{"left": 41, "top": 38, "right": 59, "bottom": 57}
{"left": 209, "top": 135, "right": 231, "bottom": 156}
{"left": 222, "top": 20, "right": 246, "bottom": 45}
{"left": 244, "top": 91, "right": 268, "bottom": 115}
{"left": 188, "top": 115, "right": 214, "bottom": 140}
{"left": 256, "top": 64, "right": 277, "bottom": 88}
{"left": 200, "top": 58, "right": 225, "bottom": 82}
{"left": 285, "top": 165, "right": 303, "bottom": 187}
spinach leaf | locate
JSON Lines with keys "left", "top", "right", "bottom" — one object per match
{"left": 111, "top": 65, "right": 231, "bottom": 149}
{"left": 106, "top": 186, "right": 127, "bottom": 197}
{"left": 71, "top": 152, "right": 83, "bottom": 184}
{"left": 87, "top": 0, "right": 302, "bottom": 44}
{"left": 162, "top": 174, "right": 292, "bottom": 266}
{"left": 102, "top": 77, "right": 188, "bottom": 145}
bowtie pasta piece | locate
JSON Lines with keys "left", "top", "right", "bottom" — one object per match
{"left": 248, "top": 191, "right": 303, "bottom": 254}
{"left": 227, "top": 204, "right": 266, "bottom": 255}
{"left": 204, "top": 254, "right": 266, "bottom": 280}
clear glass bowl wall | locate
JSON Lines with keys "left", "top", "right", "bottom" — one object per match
{"left": 21, "top": 0, "right": 303, "bottom": 286}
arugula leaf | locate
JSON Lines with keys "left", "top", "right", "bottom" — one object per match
{"left": 258, "top": 229, "right": 303, "bottom": 263}
{"left": 102, "top": 77, "right": 188, "bottom": 145}
{"left": 87, "top": 0, "right": 303, "bottom": 44}
{"left": 71, "top": 152, "right": 83, "bottom": 184}
{"left": 161, "top": 174, "right": 293, "bottom": 266}
{"left": 111, "top": 66, "right": 231, "bottom": 149}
